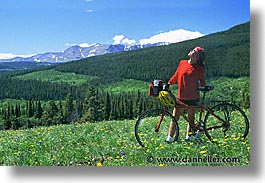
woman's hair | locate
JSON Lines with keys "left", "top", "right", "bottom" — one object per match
{"left": 197, "top": 50, "right": 206, "bottom": 67}
{"left": 193, "top": 46, "right": 206, "bottom": 62}
{"left": 199, "top": 51, "right": 206, "bottom": 62}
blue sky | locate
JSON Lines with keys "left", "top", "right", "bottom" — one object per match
{"left": 0, "top": 0, "right": 249, "bottom": 58}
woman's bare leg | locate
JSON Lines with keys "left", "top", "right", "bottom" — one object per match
{"left": 186, "top": 108, "right": 196, "bottom": 139}
{"left": 168, "top": 107, "right": 183, "bottom": 138}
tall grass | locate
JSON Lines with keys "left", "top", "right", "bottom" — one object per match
{"left": 0, "top": 110, "right": 250, "bottom": 166}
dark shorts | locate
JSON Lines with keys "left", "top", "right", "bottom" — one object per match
{"left": 177, "top": 99, "right": 200, "bottom": 106}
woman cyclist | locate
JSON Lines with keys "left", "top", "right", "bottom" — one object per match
{"left": 165, "top": 46, "right": 206, "bottom": 142}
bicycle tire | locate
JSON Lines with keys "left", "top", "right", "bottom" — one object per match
{"left": 204, "top": 103, "right": 249, "bottom": 142}
{"left": 135, "top": 109, "right": 179, "bottom": 147}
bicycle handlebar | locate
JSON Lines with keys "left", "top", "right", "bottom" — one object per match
{"left": 163, "top": 84, "right": 214, "bottom": 93}
{"left": 197, "top": 85, "right": 214, "bottom": 93}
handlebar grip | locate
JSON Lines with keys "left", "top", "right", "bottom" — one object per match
{"left": 163, "top": 83, "right": 170, "bottom": 91}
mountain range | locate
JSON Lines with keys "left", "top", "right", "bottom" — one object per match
{"left": 0, "top": 42, "right": 168, "bottom": 63}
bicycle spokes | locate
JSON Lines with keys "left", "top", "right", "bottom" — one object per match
{"left": 135, "top": 109, "right": 179, "bottom": 147}
{"left": 204, "top": 103, "right": 249, "bottom": 143}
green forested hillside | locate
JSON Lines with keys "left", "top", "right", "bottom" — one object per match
{"left": 0, "top": 22, "right": 249, "bottom": 100}
{"left": 54, "top": 21, "right": 250, "bottom": 84}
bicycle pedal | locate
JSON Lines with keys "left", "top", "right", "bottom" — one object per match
{"left": 194, "top": 131, "right": 200, "bottom": 141}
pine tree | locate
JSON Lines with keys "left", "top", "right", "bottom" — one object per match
{"left": 57, "top": 100, "right": 64, "bottom": 125}
{"left": 104, "top": 92, "right": 111, "bottom": 120}
{"left": 35, "top": 100, "right": 43, "bottom": 119}
{"left": 128, "top": 99, "right": 133, "bottom": 119}
{"left": 3, "top": 107, "right": 11, "bottom": 130}
{"left": 110, "top": 100, "right": 117, "bottom": 120}
{"left": 27, "top": 99, "right": 34, "bottom": 118}
{"left": 64, "top": 93, "right": 74, "bottom": 123}
{"left": 82, "top": 86, "right": 103, "bottom": 122}
{"left": 76, "top": 100, "right": 83, "bottom": 119}
{"left": 44, "top": 100, "right": 59, "bottom": 126}
{"left": 135, "top": 91, "right": 142, "bottom": 116}
{"left": 15, "top": 104, "right": 21, "bottom": 118}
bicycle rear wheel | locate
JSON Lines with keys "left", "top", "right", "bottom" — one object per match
{"left": 135, "top": 109, "right": 179, "bottom": 147}
{"left": 204, "top": 103, "right": 249, "bottom": 142}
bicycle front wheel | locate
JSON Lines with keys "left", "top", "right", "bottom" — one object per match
{"left": 135, "top": 109, "right": 179, "bottom": 147}
{"left": 204, "top": 103, "right": 249, "bottom": 142}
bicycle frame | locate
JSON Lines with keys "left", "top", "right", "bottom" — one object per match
{"left": 155, "top": 99, "right": 229, "bottom": 133}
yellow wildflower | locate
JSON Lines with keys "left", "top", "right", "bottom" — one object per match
{"left": 200, "top": 150, "right": 207, "bottom": 154}
{"left": 96, "top": 162, "right": 103, "bottom": 166}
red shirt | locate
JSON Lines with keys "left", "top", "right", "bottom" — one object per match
{"left": 168, "top": 60, "right": 206, "bottom": 100}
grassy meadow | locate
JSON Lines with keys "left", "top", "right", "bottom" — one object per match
{"left": 0, "top": 110, "right": 250, "bottom": 166}
{"left": 14, "top": 69, "right": 99, "bottom": 86}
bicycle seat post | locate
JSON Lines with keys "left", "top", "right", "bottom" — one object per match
{"left": 201, "top": 92, "right": 206, "bottom": 105}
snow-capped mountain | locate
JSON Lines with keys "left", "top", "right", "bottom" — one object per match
{"left": 0, "top": 42, "right": 169, "bottom": 63}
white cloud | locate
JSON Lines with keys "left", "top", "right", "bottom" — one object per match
{"left": 113, "top": 29, "right": 204, "bottom": 46}
{"left": 113, "top": 35, "right": 125, "bottom": 44}
{"left": 64, "top": 43, "right": 76, "bottom": 47}
{"left": 139, "top": 29, "right": 204, "bottom": 45}
{"left": 84, "top": 0, "right": 93, "bottom": 12}
{"left": 0, "top": 53, "right": 16, "bottom": 59}
{"left": 64, "top": 42, "right": 93, "bottom": 48}
{"left": 121, "top": 38, "right": 136, "bottom": 45}
{"left": 85, "top": 9, "right": 93, "bottom": 13}
{"left": 79, "top": 42, "right": 91, "bottom": 47}
{"left": 0, "top": 53, "right": 35, "bottom": 59}
{"left": 113, "top": 35, "right": 136, "bottom": 45}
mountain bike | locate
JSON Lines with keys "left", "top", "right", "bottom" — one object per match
{"left": 135, "top": 83, "right": 249, "bottom": 147}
